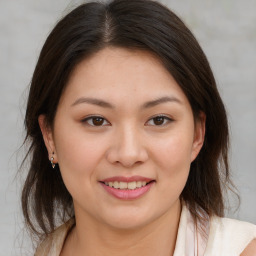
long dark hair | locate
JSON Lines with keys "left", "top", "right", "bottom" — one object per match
{"left": 22, "top": 0, "right": 231, "bottom": 242}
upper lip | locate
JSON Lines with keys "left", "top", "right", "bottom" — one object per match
{"left": 100, "top": 176, "right": 154, "bottom": 183}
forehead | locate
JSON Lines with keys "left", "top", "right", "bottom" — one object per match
{"left": 60, "top": 47, "right": 189, "bottom": 107}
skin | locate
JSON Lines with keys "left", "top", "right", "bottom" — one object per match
{"left": 39, "top": 47, "right": 206, "bottom": 256}
{"left": 240, "top": 239, "right": 256, "bottom": 256}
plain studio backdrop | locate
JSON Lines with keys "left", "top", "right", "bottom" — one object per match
{"left": 0, "top": 0, "right": 255, "bottom": 255}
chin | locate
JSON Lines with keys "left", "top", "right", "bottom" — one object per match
{"left": 100, "top": 208, "right": 157, "bottom": 231}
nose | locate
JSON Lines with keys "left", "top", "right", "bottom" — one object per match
{"left": 106, "top": 125, "right": 149, "bottom": 168}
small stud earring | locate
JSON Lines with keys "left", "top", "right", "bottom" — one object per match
{"left": 50, "top": 152, "right": 56, "bottom": 169}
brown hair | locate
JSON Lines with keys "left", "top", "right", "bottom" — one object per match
{"left": 22, "top": 0, "right": 232, "bottom": 242}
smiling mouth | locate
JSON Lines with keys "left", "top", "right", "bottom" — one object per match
{"left": 100, "top": 177, "right": 155, "bottom": 199}
{"left": 102, "top": 181, "right": 154, "bottom": 190}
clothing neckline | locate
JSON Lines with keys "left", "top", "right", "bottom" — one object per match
{"left": 36, "top": 203, "right": 209, "bottom": 256}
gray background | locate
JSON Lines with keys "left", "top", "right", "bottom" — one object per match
{"left": 0, "top": 0, "right": 255, "bottom": 255}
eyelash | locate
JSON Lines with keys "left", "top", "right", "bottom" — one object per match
{"left": 146, "top": 114, "right": 173, "bottom": 126}
{"left": 82, "top": 115, "right": 110, "bottom": 127}
{"left": 81, "top": 114, "right": 173, "bottom": 127}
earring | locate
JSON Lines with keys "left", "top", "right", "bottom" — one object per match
{"left": 50, "top": 152, "right": 56, "bottom": 169}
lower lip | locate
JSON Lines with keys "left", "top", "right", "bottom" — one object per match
{"left": 100, "top": 182, "right": 155, "bottom": 200}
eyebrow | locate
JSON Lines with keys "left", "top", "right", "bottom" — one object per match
{"left": 71, "top": 96, "right": 182, "bottom": 109}
{"left": 141, "top": 96, "right": 182, "bottom": 109}
{"left": 71, "top": 97, "right": 114, "bottom": 108}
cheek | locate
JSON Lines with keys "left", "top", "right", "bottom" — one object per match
{"left": 153, "top": 130, "right": 194, "bottom": 172}
{"left": 53, "top": 124, "right": 108, "bottom": 191}
{"left": 152, "top": 135, "right": 192, "bottom": 199}
{"left": 150, "top": 128, "right": 194, "bottom": 193}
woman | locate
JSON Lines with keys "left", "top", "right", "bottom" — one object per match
{"left": 22, "top": 0, "right": 256, "bottom": 255}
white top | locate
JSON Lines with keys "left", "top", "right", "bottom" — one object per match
{"left": 173, "top": 204, "right": 256, "bottom": 256}
{"left": 35, "top": 204, "right": 256, "bottom": 256}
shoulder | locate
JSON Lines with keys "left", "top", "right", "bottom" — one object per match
{"left": 240, "top": 239, "right": 256, "bottom": 256}
{"left": 35, "top": 218, "right": 75, "bottom": 256}
{"left": 204, "top": 216, "right": 256, "bottom": 256}
{"left": 213, "top": 216, "right": 256, "bottom": 234}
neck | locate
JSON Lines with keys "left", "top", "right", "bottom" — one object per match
{"left": 62, "top": 200, "right": 181, "bottom": 256}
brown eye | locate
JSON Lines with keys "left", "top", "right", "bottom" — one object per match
{"left": 146, "top": 115, "right": 172, "bottom": 126}
{"left": 92, "top": 117, "right": 104, "bottom": 126}
{"left": 153, "top": 116, "right": 165, "bottom": 125}
{"left": 82, "top": 116, "right": 109, "bottom": 126}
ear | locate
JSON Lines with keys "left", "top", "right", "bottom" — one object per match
{"left": 38, "top": 115, "right": 58, "bottom": 163}
{"left": 190, "top": 112, "right": 206, "bottom": 162}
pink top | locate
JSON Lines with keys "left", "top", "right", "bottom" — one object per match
{"left": 35, "top": 204, "right": 256, "bottom": 256}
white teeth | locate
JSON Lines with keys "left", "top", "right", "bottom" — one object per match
{"left": 104, "top": 181, "right": 150, "bottom": 190}
{"left": 113, "top": 181, "right": 119, "bottom": 189}
{"left": 137, "top": 181, "right": 142, "bottom": 188}
{"left": 120, "top": 182, "right": 128, "bottom": 189}
{"left": 128, "top": 181, "right": 136, "bottom": 190}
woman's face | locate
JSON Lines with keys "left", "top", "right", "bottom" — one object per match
{"left": 40, "top": 47, "right": 205, "bottom": 230}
